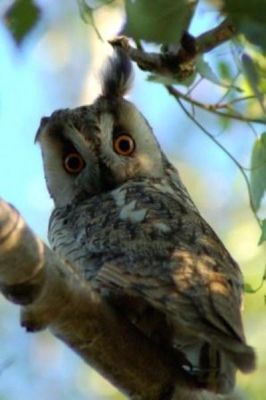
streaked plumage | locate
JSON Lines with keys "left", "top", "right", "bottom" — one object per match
{"left": 36, "top": 49, "right": 255, "bottom": 395}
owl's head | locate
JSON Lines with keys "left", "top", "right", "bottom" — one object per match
{"left": 36, "top": 49, "right": 166, "bottom": 207}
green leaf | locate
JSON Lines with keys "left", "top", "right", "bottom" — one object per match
{"left": 218, "top": 115, "right": 232, "bottom": 131}
{"left": 242, "top": 53, "right": 266, "bottom": 113}
{"left": 244, "top": 281, "right": 264, "bottom": 293}
{"left": 250, "top": 132, "right": 266, "bottom": 211}
{"left": 244, "top": 273, "right": 266, "bottom": 293}
{"left": 263, "top": 265, "right": 266, "bottom": 280}
{"left": 224, "top": 0, "right": 266, "bottom": 52}
{"left": 244, "top": 282, "right": 258, "bottom": 293}
{"left": 258, "top": 219, "right": 266, "bottom": 245}
{"left": 77, "top": 0, "right": 94, "bottom": 23}
{"left": 196, "top": 56, "right": 243, "bottom": 92}
{"left": 4, "top": 0, "right": 40, "bottom": 45}
{"left": 77, "top": 0, "right": 104, "bottom": 40}
{"left": 124, "top": 0, "right": 197, "bottom": 45}
{"left": 196, "top": 56, "right": 221, "bottom": 85}
{"left": 218, "top": 61, "right": 231, "bottom": 81}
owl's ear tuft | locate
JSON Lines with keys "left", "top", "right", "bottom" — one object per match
{"left": 101, "top": 48, "right": 133, "bottom": 98}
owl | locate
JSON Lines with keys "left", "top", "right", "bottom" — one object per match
{"left": 35, "top": 48, "right": 255, "bottom": 396}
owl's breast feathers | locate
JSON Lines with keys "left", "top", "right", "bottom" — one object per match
{"left": 49, "top": 173, "right": 255, "bottom": 394}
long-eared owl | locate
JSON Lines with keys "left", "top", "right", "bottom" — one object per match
{"left": 36, "top": 48, "right": 255, "bottom": 396}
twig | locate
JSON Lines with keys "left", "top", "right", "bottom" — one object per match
{"left": 110, "top": 26, "right": 265, "bottom": 125}
{"left": 167, "top": 86, "right": 266, "bottom": 125}
{"left": 168, "top": 96, "right": 262, "bottom": 228}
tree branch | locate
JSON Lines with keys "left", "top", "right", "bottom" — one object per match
{"left": 109, "top": 19, "right": 237, "bottom": 82}
{"left": 0, "top": 198, "right": 222, "bottom": 400}
{"left": 196, "top": 19, "right": 237, "bottom": 55}
{"left": 166, "top": 86, "right": 266, "bottom": 125}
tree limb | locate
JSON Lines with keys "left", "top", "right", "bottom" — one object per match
{"left": 196, "top": 19, "right": 237, "bottom": 56}
{"left": 0, "top": 198, "right": 223, "bottom": 399}
{"left": 109, "top": 19, "right": 237, "bottom": 82}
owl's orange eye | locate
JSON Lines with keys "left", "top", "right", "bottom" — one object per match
{"left": 63, "top": 152, "right": 85, "bottom": 174}
{"left": 113, "top": 134, "right": 135, "bottom": 156}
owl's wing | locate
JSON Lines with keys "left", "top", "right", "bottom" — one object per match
{"left": 95, "top": 244, "right": 241, "bottom": 393}
{"left": 71, "top": 182, "right": 255, "bottom": 384}
{"left": 95, "top": 235, "right": 251, "bottom": 362}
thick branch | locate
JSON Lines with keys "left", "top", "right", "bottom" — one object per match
{"left": 109, "top": 19, "right": 237, "bottom": 81}
{"left": 196, "top": 19, "right": 237, "bottom": 55}
{"left": 0, "top": 198, "right": 219, "bottom": 399}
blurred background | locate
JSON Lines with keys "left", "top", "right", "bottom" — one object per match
{"left": 0, "top": 0, "right": 265, "bottom": 399}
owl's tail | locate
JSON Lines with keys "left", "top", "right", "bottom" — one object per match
{"left": 182, "top": 340, "right": 255, "bottom": 394}
{"left": 182, "top": 341, "right": 235, "bottom": 394}
{"left": 220, "top": 339, "right": 256, "bottom": 373}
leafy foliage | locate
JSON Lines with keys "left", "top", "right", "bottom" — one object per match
{"left": 241, "top": 53, "right": 265, "bottom": 113}
{"left": 224, "top": 0, "right": 266, "bottom": 53}
{"left": 4, "top": 0, "right": 40, "bottom": 45}
{"left": 124, "top": 0, "right": 196, "bottom": 44}
{"left": 196, "top": 56, "right": 222, "bottom": 86}
{"left": 258, "top": 219, "right": 266, "bottom": 246}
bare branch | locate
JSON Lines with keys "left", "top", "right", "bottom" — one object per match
{"left": 0, "top": 198, "right": 219, "bottom": 400}
{"left": 109, "top": 22, "right": 266, "bottom": 128}
{"left": 196, "top": 19, "right": 237, "bottom": 55}
{"left": 167, "top": 86, "right": 266, "bottom": 125}
{"left": 168, "top": 96, "right": 262, "bottom": 230}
